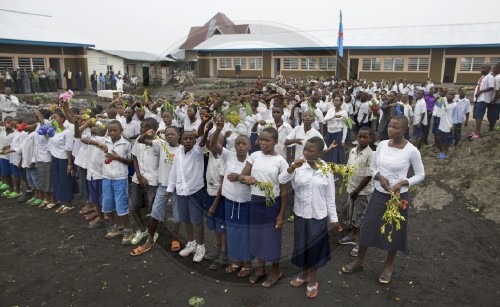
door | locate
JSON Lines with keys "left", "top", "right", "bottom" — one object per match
{"left": 142, "top": 66, "right": 149, "bottom": 86}
{"left": 273, "top": 58, "right": 281, "bottom": 78}
{"left": 443, "top": 58, "right": 457, "bottom": 83}
{"left": 349, "top": 59, "right": 359, "bottom": 80}
{"left": 49, "top": 58, "right": 62, "bottom": 89}
{"left": 211, "top": 59, "right": 217, "bottom": 77}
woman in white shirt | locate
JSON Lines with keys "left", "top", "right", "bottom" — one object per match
{"left": 341, "top": 115, "right": 425, "bottom": 285}
{"left": 322, "top": 96, "right": 348, "bottom": 164}
{"left": 279, "top": 136, "right": 342, "bottom": 299}
{"left": 48, "top": 110, "right": 76, "bottom": 213}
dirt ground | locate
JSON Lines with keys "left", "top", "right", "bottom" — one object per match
{"left": 1, "top": 85, "right": 499, "bottom": 306}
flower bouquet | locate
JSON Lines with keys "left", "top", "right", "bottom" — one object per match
{"left": 380, "top": 192, "right": 408, "bottom": 242}
{"left": 369, "top": 99, "right": 380, "bottom": 120}
{"left": 255, "top": 181, "right": 275, "bottom": 207}
{"left": 314, "top": 161, "right": 356, "bottom": 193}
{"left": 16, "top": 123, "right": 27, "bottom": 132}
{"left": 59, "top": 90, "right": 73, "bottom": 102}
{"left": 37, "top": 121, "right": 61, "bottom": 139}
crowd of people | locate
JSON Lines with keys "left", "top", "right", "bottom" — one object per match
{"left": 0, "top": 61, "right": 498, "bottom": 298}
{"left": 1, "top": 67, "right": 138, "bottom": 94}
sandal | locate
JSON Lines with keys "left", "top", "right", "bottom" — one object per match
{"left": 225, "top": 263, "right": 241, "bottom": 274}
{"left": 306, "top": 282, "right": 319, "bottom": 299}
{"left": 85, "top": 212, "right": 99, "bottom": 221}
{"left": 130, "top": 244, "right": 154, "bottom": 256}
{"left": 170, "top": 240, "right": 181, "bottom": 252}
{"left": 351, "top": 246, "right": 359, "bottom": 257}
{"left": 38, "top": 201, "right": 49, "bottom": 208}
{"left": 237, "top": 267, "right": 253, "bottom": 278}
{"left": 262, "top": 272, "right": 283, "bottom": 288}
{"left": 339, "top": 235, "right": 356, "bottom": 245}
{"left": 249, "top": 272, "right": 267, "bottom": 284}
{"left": 378, "top": 271, "right": 392, "bottom": 284}
{"left": 79, "top": 205, "right": 95, "bottom": 215}
{"left": 341, "top": 263, "right": 364, "bottom": 273}
{"left": 44, "top": 202, "right": 59, "bottom": 210}
{"left": 55, "top": 205, "right": 65, "bottom": 213}
{"left": 59, "top": 206, "right": 74, "bottom": 214}
{"left": 290, "top": 275, "right": 309, "bottom": 288}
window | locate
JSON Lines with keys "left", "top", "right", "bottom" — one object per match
{"left": 107, "top": 65, "right": 113, "bottom": 74}
{"left": 460, "top": 57, "right": 485, "bottom": 72}
{"left": 248, "top": 58, "right": 263, "bottom": 70}
{"left": 283, "top": 58, "right": 299, "bottom": 70}
{"left": 18, "top": 57, "right": 46, "bottom": 72}
{"left": 233, "top": 58, "right": 247, "bottom": 70}
{"left": 408, "top": 57, "right": 429, "bottom": 72}
{"left": 384, "top": 58, "right": 404, "bottom": 71}
{"left": 301, "top": 58, "right": 316, "bottom": 70}
{"left": 319, "top": 58, "right": 336, "bottom": 70}
{"left": 0, "top": 57, "right": 14, "bottom": 73}
{"left": 219, "top": 58, "right": 232, "bottom": 69}
{"left": 490, "top": 57, "right": 500, "bottom": 66}
{"left": 362, "top": 58, "right": 381, "bottom": 71}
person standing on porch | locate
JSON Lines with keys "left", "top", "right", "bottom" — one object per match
{"left": 64, "top": 67, "right": 73, "bottom": 90}
{"left": 90, "top": 70, "right": 98, "bottom": 93}
{"left": 2, "top": 68, "right": 13, "bottom": 89}
{"left": 76, "top": 70, "right": 84, "bottom": 91}
{"left": 47, "top": 67, "right": 58, "bottom": 92}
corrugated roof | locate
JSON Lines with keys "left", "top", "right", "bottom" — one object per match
{"left": 0, "top": 9, "right": 94, "bottom": 47}
{"left": 194, "top": 22, "right": 500, "bottom": 51}
{"left": 100, "top": 50, "right": 172, "bottom": 62}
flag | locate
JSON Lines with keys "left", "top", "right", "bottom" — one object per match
{"left": 338, "top": 10, "right": 344, "bottom": 57}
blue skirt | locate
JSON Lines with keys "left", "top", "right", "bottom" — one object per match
{"left": 359, "top": 190, "right": 409, "bottom": 255}
{"left": 324, "top": 131, "right": 346, "bottom": 164}
{"left": 225, "top": 198, "right": 252, "bottom": 261}
{"left": 292, "top": 216, "right": 331, "bottom": 269}
{"left": 51, "top": 156, "right": 76, "bottom": 202}
{"left": 249, "top": 195, "right": 282, "bottom": 263}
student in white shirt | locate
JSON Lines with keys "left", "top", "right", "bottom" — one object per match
{"left": 471, "top": 64, "right": 495, "bottom": 139}
{"left": 0, "top": 116, "right": 15, "bottom": 195}
{"left": 278, "top": 137, "right": 342, "bottom": 298}
{"left": 322, "top": 96, "right": 348, "bottom": 164}
{"left": 122, "top": 108, "right": 140, "bottom": 143}
{"left": 285, "top": 110, "right": 326, "bottom": 160}
{"left": 164, "top": 118, "right": 212, "bottom": 263}
{"left": 412, "top": 90, "right": 428, "bottom": 149}
{"left": 130, "top": 125, "right": 181, "bottom": 256}
{"left": 129, "top": 118, "right": 161, "bottom": 246}
{"left": 239, "top": 127, "right": 288, "bottom": 288}
{"left": 490, "top": 63, "right": 500, "bottom": 130}
{"left": 453, "top": 89, "right": 471, "bottom": 146}
{"left": 436, "top": 90, "right": 457, "bottom": 159}
{"left": 19, "top": 118, "right": 41, "bottom": 204}
{"left": 398, "top": 94, "right": 414, "bottom": 140}
{"left": 0, "top": 87, "right": 19, "bottom": 120}
{"left": 83, "top": 120, "right": 134, "bottom": 244}
{"left": 211, "top": 118, "right": 254, "bottom": 277}
{"left": 176, "top": 104, "right": 202, "bottom": 134}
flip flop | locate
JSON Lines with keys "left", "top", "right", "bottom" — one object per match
{"left": 339, "top": 236, "right": 356, "bottom": 245}
{"left": 225, "top": 263, "right": 241, "bottom": 274}
{"left": 237, "top": 267, "right": 253, "bottom": 278}
{"left": 290, "top": 275, "right": 309, "bottom": 288}
{"left": 306, "top": 282, "right": 319, "bottom": 299}
{"left": 170, "top": 240, "right": 181, "bottom": 252}
{"left": 79, "top": 205, "right": 95, "bottom": 215}
{"left": 249, "top": 272, "right": 267, "bottom": 284}
{"left": 130, "top": 244, "right": 153, "bottom": 256}
{"left": 341, "top": 263, "right": 364, "bottom": 273}
{"left": 262, "top": 272, "right": 283, "bottom": 288}
{"left": 55, "top": 205, "right": 65, "bottom": 213}
{"left": 379, "top": 271, "right": 392, "bottom": 284}
{"left": 59, "top": 206, "right": 74, "bottom": 214}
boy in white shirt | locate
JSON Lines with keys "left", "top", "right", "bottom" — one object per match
{"left": 436, "top": 90, "right": 457, "bottom": 159}
{"left": 1, "top": 117, "right": 27, "bottom": 198}
{"left": 412, "top": 90, "right": 428, "bottom": 149}
{"left": 453, "top": 89, "right": 471, "bottom": 146}
{"left": 0, "top": 116, "right": 15, "bottom": 194}
{"left": 129, "top": 118, "right": 161, "bottom": 245}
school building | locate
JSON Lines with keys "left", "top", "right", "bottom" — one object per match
{"left": 0, "top": 9, "right": 94, "bottom": 91}
{"left": 191, "top": 20, "right": 500, "bottom": 84}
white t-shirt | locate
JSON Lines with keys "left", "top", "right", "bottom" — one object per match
{"left": 247, "top": 151, "right": 288, "bottom": 197}
{"left": 122, "top": 120, "right": 140, "bottom": 141}
{"left": 206, "top": 152, "right": 226, "bottom": 196}
{"left": 219, "top": 148, "right": 251, "bottom": 203}
{"left": 437, "top": 101, "right": 457, "bottom": 133}
{"left": 286, "top": 125, "right": 326, "bottom": 160}
{"left": 131, "top": 141, "right": 160, "bottom": 186}
{"left": 86, "top": 136, "right": 104, "bottom": 180}
{"left": 48, "top": 129, "right": 73, "bottom": 160}
{"left": 494, "top": 74, "right": 500, "bottom": 104}
{"left": 474, "top": 73, "right": 495, "bottom": 103}
{"left": 97, "top": 136, "right": 132, "bottom": 180}
{"left": 0, "top": 127, "right": 14, "bottom": 160}
{"left": 152, "top": 140, "right": 179, "bottom": 187}
{"left": 413, "top": 98, "right": 428, "bottom": 126}
{"left": 357, "top": 101, "right": 370, "bottom": 124}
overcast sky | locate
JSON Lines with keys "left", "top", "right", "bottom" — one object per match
{"left": 5, "top": 0, "right": 500, "bottom": 55}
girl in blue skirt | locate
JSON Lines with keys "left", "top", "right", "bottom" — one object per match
{"left": 239, "top": 127, "right": 288, "bottom": 288}
{"left": 279, "top": 137, "right": 342, "bottom": 298}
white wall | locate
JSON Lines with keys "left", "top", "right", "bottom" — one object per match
{"left": 87, "top": 49, "right": 125, "bottom": 78}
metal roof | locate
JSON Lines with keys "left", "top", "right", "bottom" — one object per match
{"left": 0, "top": 9, "right": 94, "bottom": 47}
{"left": 99, "top": 50, "right": 172, "bottom": 62}
{"left": 194, "top": 22, "right": 500, "bottom": 51}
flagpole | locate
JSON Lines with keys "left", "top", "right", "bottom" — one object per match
{"left": 337, "top": 9, "right": 343, "bottom": 82}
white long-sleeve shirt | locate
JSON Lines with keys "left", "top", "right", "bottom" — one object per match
{"left": 323, "top": 108, "right": 348, "bottom": 142}
{"left": 371, "top": 140, "right": 425, "bottom": 194}
{"left": 0, "top": 94, "right": 19, "bottom": 112}
{"left": 278, "top": 161, "right": 338, "bottom": 223}
{"left": 166, "top": 139, "right": 205, "bottom": 195}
